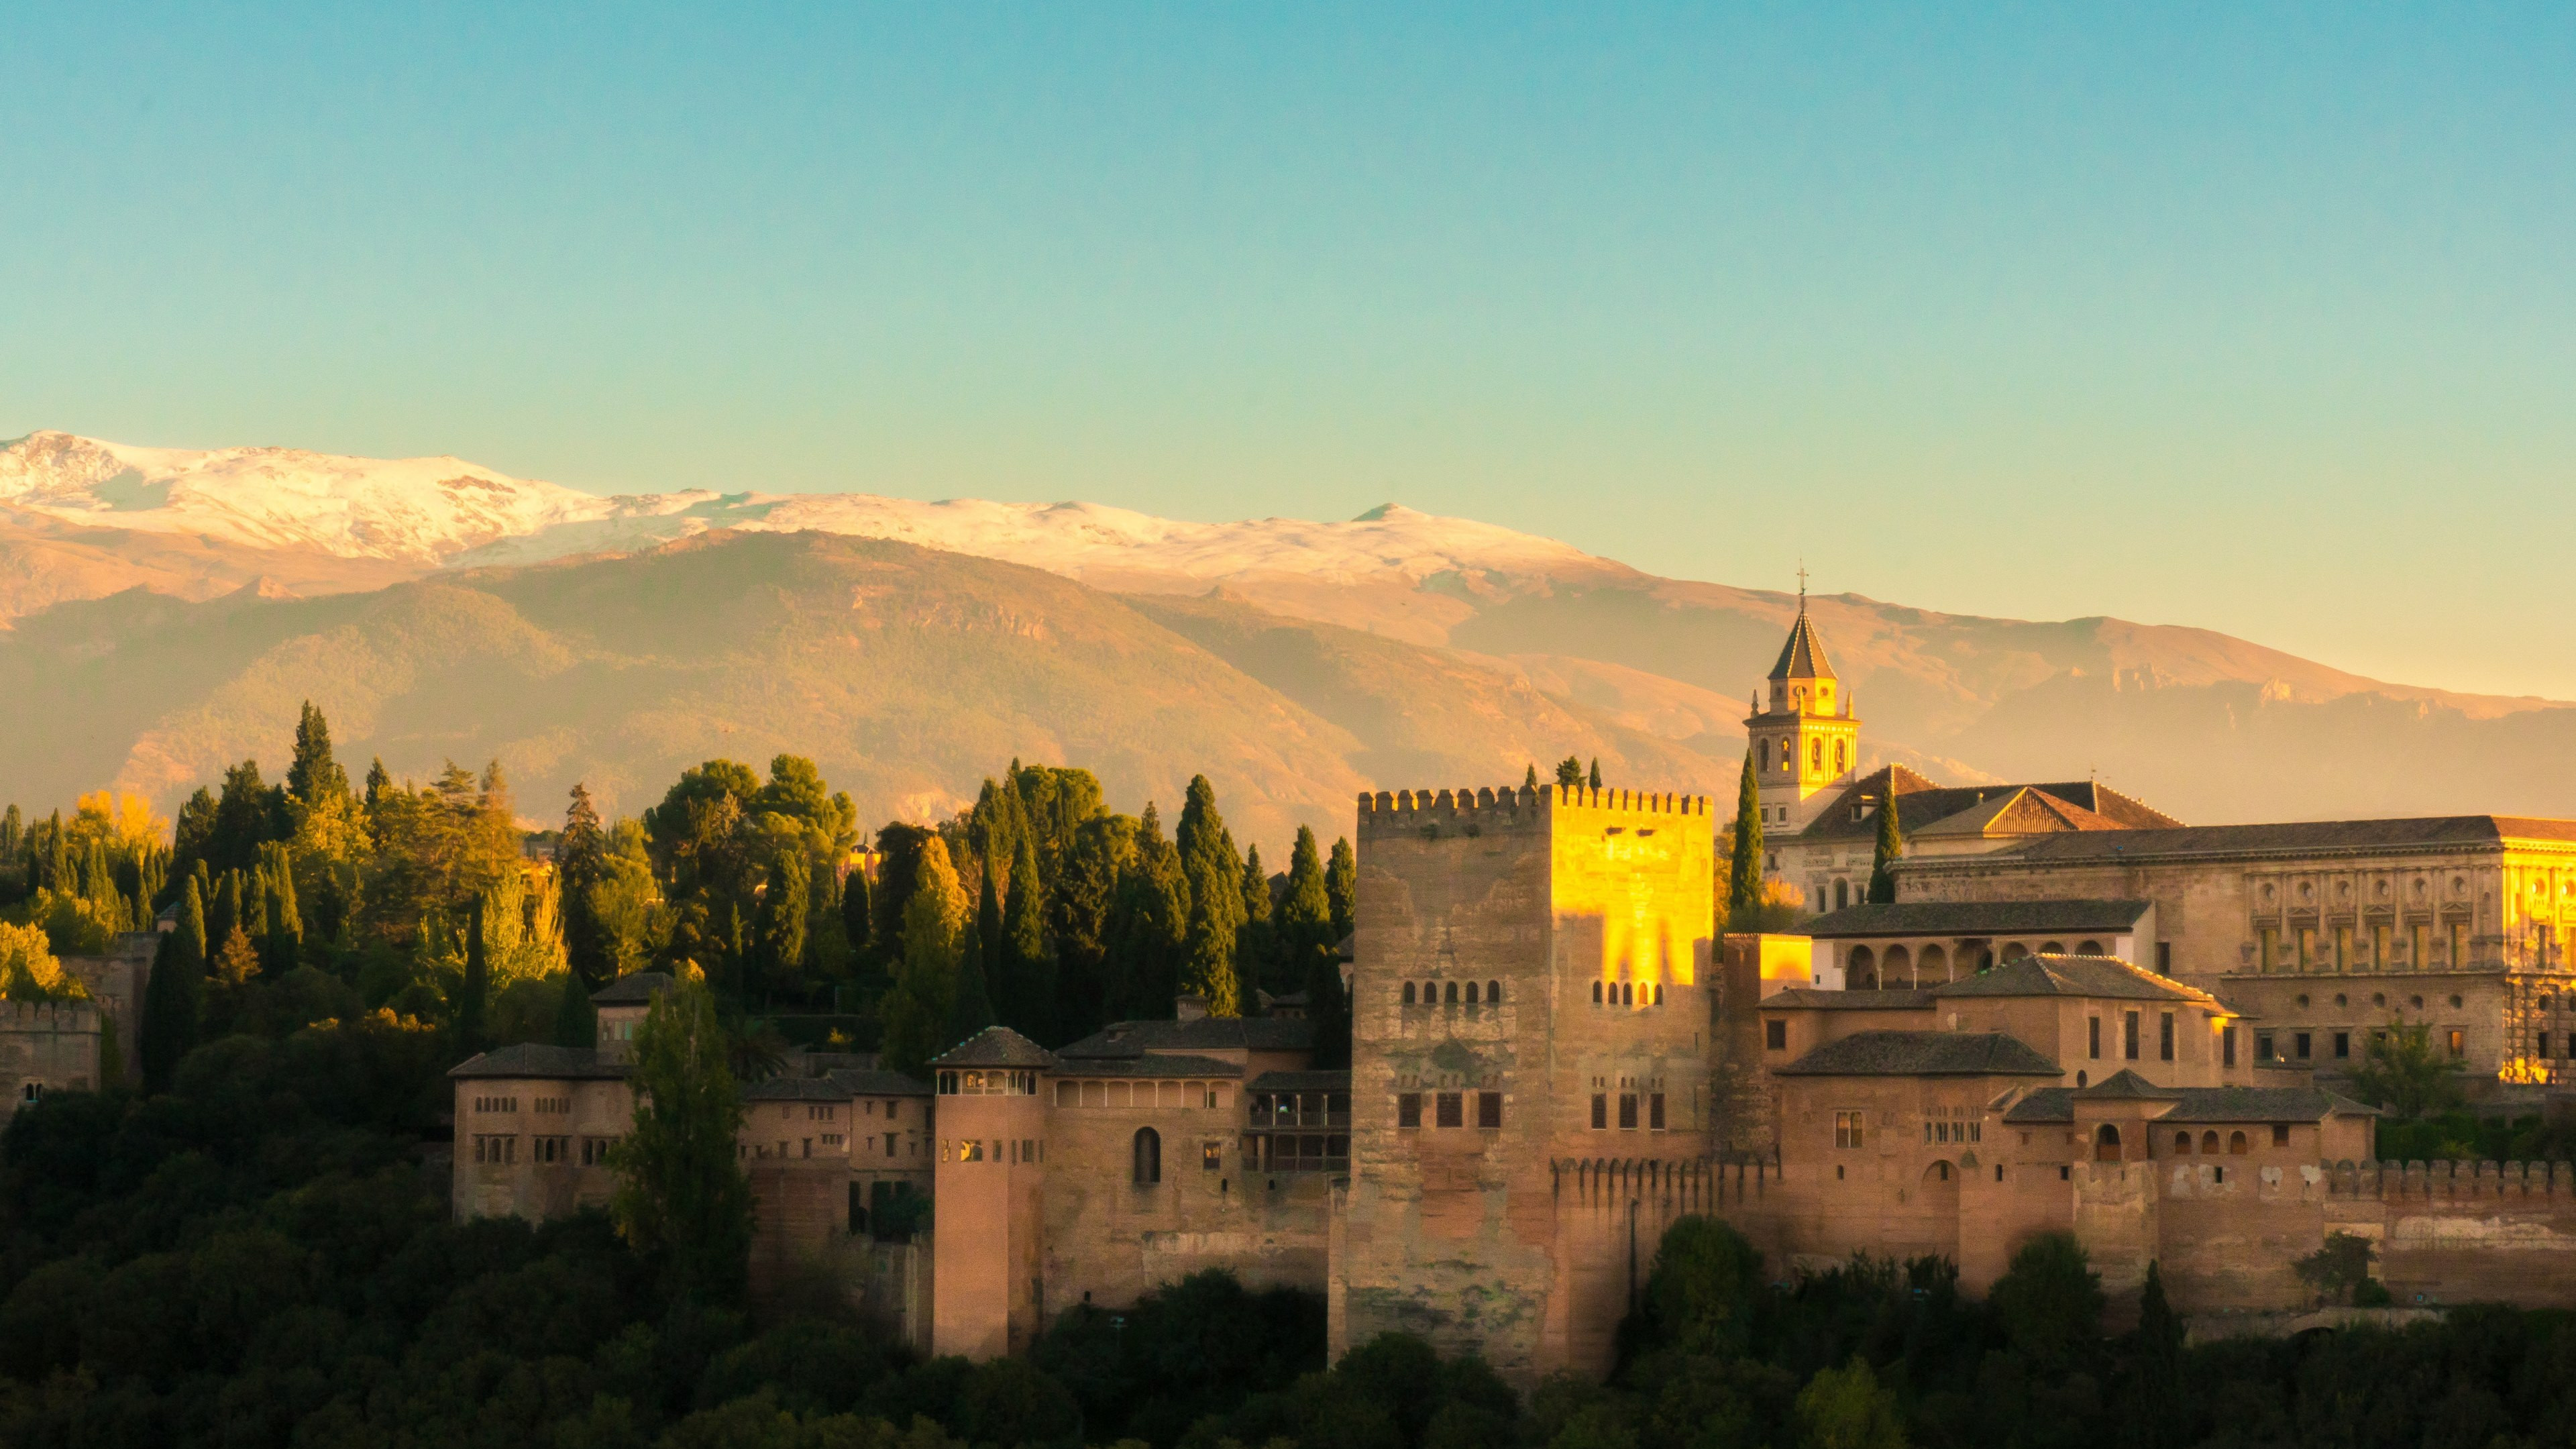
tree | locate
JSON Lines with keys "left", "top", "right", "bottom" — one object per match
{"left": 140, "top": 877, "right": 209, "bottom": 1093}
{"left": 1109, "top": 806, "right": 1191, "bottom": 1021}
{"left": 1642, "top": 1216, "right": 1766, "bottom": 1358}
{"left": 260, "top": 842, "right": 303, "bottom": 973}
{"left": 1866, "top": 790, "right": 1902, "bottom": 904}
{"left": 879, "top": 839, "right": 969, "bottom": 1077}
{"left": 558, "top": 784, "right": 612, "bottom": 989}
{"left": 2349, "top": 1019, "right": 2465, "bottom": 1118}
{"left": 1175, "top": 777, "right": 1245, "bottom": 1016}
{"left": 1304, "top": 947, "right": 1350, "bottom": 1070}
{"left": 1326, "top": 837, "right": 1357, "bottom": 945}
{"left": 211, "top": 759, "right": 285, "bottom": 874}
{"left": 1556, "top": 757, "right": 1584, "bottom": 789}
{"left": 1238, "top": 845, "right": 1279, "bottom": 992}
{"left": 1990, "top": 1230, "right": 2104, "bottom": 1371}
{"left": 212, "top": 924, "right": 262, "bottom": 987}
{"left": 949, "top": 867, "right": 1000, "bottom": 1042}
{"left": 2292, "top": 1231, "right": 2378, "bottom": 1307}
{"left": 1794, "top": 1358, "right": 1907, "bottom": 1449}
{"left": 2120, "top": 1261, "right": 2187, "bottom": 1449}
{"left": 840, "top": 859, "right": 873, "bottom": 963}
{"left": 552, "top": 967, "right": 597, "bottom": 1048}
{"left": 1524, "top": 764, "right": 1539, "bottom": 790}
{"left": 752, "top": 846, "right": 810, "bottom": 1002}
{"left": 998, "top": 831, "right": 1053, "bottom": 1041}
{"left": 1727, "top": 751, "right": 1765, "bottom": 926}
{"left": 610, "top": 971, "right": 753, "bottom": 1305}
{"left": 286, "top": 700, "right": 351, "bottom": 808}
{"left": 455, "top": 893, "right": 490, "bottom": 1056}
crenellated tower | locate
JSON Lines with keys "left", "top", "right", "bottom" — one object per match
{"left": 1744, "top": 586, "right": 1861, "bottom": 839}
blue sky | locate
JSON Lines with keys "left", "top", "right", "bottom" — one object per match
{"left": 5, "top": 5, "right": 2572, "bottom": 695}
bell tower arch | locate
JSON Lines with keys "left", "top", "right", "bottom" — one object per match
{"left": 1743, "top": 585, "right": 1861, "bottom": 837}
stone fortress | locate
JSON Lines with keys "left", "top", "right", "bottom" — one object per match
{"left": 445, "top": 603, "right": 2576, "bottom": 1385}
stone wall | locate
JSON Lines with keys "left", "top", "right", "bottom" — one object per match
{"left": 0, "top": 1000, "right": 99, "bottom": 1119}
{"left": 450, "top": 1077, "right": 631, "bottom": 1222}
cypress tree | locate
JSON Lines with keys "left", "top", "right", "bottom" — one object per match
{"left": 553, "top": 969, "right": 597, "bottom": 1049}
{"left": 457, "top": 893, "right": 490, "bottom": 1055}
{"left": 139, "top": 930, "right": 185, "bottom": 1092}
{"left": 286, "top": 701, "right": 351, "bottom": 806}
{"left": 1304, "top": 945, "right": 1350, "bottom": 1071}
{"left": 1588, "top": 758, "right": 1602, "bottom": 790}
{"left": 841, "top": 861, "right": 873, "bottom": 963}
{"left": 1278, "top": 828, "right": 1336, "bottom": 968}
{"left": 609, "top": 972, "right": 753, "bottom": 1307}
{"left": 1238, "top": 845, "right": 1279, "bottom": 994}
{"left": 1867, "top": 787, "right": 1902, "bottom": 904}
{"left": 559, "top": 783, "right": 611, "bottom": 989}
{"left": 212, "top": 871, "right": 243, "bottom": 959}
{"left": 1326, "top": 837, "right": 1356, "bottom": 945}
{"left": 1727, "top": 749, "right": 1765, "bottom": 926}
{"left": 1108, "top": 805, "right": 1190, "bottom": 1022}
{"left": 262, "top": 843, "right": 302, "bottom": 973}
{"left": 1523, "top": 763, "right": 1539, "bottom": 790}
{"left": 949, "top": 927, "right": 997, "bottom": 1044}
{"left": 956, "top": 862, "right": 1003, "bottom": 1041}
{"left": 1175, "top": 776, "right": 1244, "bottom": 1017}
{"left": 753, "top": 848, "right": 809, "bottom": 1002}
{"left": 1000, "top": 831, "right": 1052, "bottom": 1041}
{"left": 179, "top": 874, "right": 209, "bottom": 966}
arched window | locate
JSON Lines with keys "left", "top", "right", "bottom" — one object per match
{"left": 1621, "top": 982, "right": 1633, "bottom": 1006}
{"left": 1464, "top": 981, "right": 1479, "bottom": 1004}
{"left": 2228, "top": 1131, "right": 2249, "bottom": 1156}
{"left": 1835, "top": 741, "right": 1847, "bottom": 773}
{"left": 2094, "top": 1124, "right": 2122, "bottom": 1162}
{"left": 1403, "top": 982, "right": 1416, "bottom": 1005}
{"left": 1884, "top": 945, "right": 1911, "bottom": 985}
{"left": 1423, "top": 980, "right": 1436, "bottom": 1003}
{"left": 1849, "top": 945, "right": 1875, "bottom": 983}
{"left": 1810, "top": 739, "right": 1823, "bottom": 770}
{"left": 2002, "top": 943, "right": 2029, "bottom": 963}
{"left": 1132, "top": 1127, "right": 1162, "bottom": 1185}
{"left": 1591, "top": 981, "right": 1603, "bottom": 1004}
{"left": 1918, "top": 944, "right": 1947, "bottom": 981}
{"left": 1487, "top": 980, "right": 1500, "bottom": 1004}
{"left": 2202, "top": 1130, "right": 2220, "bottom": 1155}
{"left": 1653, "top": 983, "right": 1665, "bottom": 1006}
{"left": 2041, "top": 941, "right": 2065, "bottom": 955}
{"left": 1834, "top": 880, "right": 1849, "bottom": 910}
{"left": 1444, "top": 981, "right": 1458, "bottom": 1004}
{"left": 2078, "top": 940, "right": 2104, "bottom": 956}
{"left": 2173, "top": 1132, "right": 2192, "bottom": 1154}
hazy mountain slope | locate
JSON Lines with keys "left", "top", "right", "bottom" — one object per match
{"left": 0, "top": 531, "right": 1734, "bottom": 850}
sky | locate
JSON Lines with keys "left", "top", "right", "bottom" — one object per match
{"left": 5, "top": 5, "right": 2573, "bottom": 696}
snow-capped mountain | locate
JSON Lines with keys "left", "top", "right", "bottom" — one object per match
{"left": 0, "top": 431, "right": 1615, "bottom": 594}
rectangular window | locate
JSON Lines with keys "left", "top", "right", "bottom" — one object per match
{"left": 2335, "top": 926, "right": 2351, "bottom": 971}
{"left": 2260, "top": 927, "right": 2277, "bottom": 971}
{"left": 1477, "top": 1091, "right": 1503, "bottom": 1129}
{"left": 1435, "top": 1092, "right": 1463, "bottom": 1128}
{"left": 1765, "top": 1020, "right": 1787, "bottom": 1051}
{"left": 2448, "top": 1030, "right": 2466, "bottom": 1059}
{"left": 1397, "top": 1093, "right": 1422, "bottom": 1129}
{"left": 2222, "top": 1025, "right": 2237, "bottom": 1069}
{"left": 2451, "top": 922, "right": 2467, "bottom": 967}
{"left": 2334, "top": 1032, "right": 2351, "bottom": 1060}
{"left": 2299, "top": 927, "right": 2316, "bottom": 970}
{"left": 2157, "top": 942, "right": 2173, "bottom": 973}
{"left": 2373, "top": 924, "right": 2392, "bottom": 967}
{"left": 2088, "top": 1017, "right": 2101, "bottom": 1059}
{"left": 1617, "top": 1093, "right": 1639, "bottom": 1130}
{"left": 1648, "top": 1093, "right": 1666, "bottom": 1130}
{"left": 1833, "top": 1110, "right": 1863, "bottom": 1149}
{"left": 2160, "top": 1012, "right": 2175, "bottom": 1062}
{"left": 2124, "top": 1012, "right": 2140, "bottom": 1061}
{"left": 1203, "top": 1142, "right": 1222, "bottom": 1171}
{"left": 1590, "top": 1093, "right": 1607, "bottom": 1130}
{"left": 2294, "top": 1032, "right": 2312, "bottom": 1061}
{"left": 2255, "top": 1030, "right": 2273, "bottom": 1061}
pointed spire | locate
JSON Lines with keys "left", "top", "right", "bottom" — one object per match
{"left": 1767, "top": 594, "right": 1836, "bottom": 682}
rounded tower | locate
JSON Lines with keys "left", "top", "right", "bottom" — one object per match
{"left": 1743, "top": 586, "right": 1861, "bottom": 837}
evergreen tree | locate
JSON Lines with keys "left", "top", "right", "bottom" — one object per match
{"left": 949, "top": 910, "right": 998, "bottom": 1046}
{"left": 1108, "top": 805, "right": 1190, "bottom": 1022}
{"left": 553, "top": 969, "right": 597, "bottom": 1049}
{"left": 211, "top": 925, "right": 262, "bottom": 987}
{"left": 1000, "top": 830, "right": 1053, "bottom": 1041}
{"left": 558, "top": 783, "right": 612, "bottom": 989}
{"left": 610, "top": 972, "right": 753, "bottom": 1306}
{"left": 1523, "top": 763, "right": 1539, "bottom": 790}
{"left": 1588, "top": 758, "right": 1603, "bottom": 790}
{"left": 1278, "top": 828, "right": 1336, "bottom": 969}
{"left": 363, "top": 757, "right": 391, "bottom": 816}
{"left": 261, "top": 841, "right": 302, "bottom": 973}
{"left": 879, "top": 839, "right": 968, "bottom": 1077}
{"left": 1866, "top": 788, "right": 1902, "bottom": 904}
{"left": 286, "top": 700, "right": 352, "bottom": 806}
{"left": 456, "top": 893, "right": 490, "bottom": 1056}
{"left": 752, "top": 847, "right": 809, "bottom": 1002}
{"left": 1303, "top": 947, "right": 1350, "bottom": 1071}
{"left": 212, "top": 871, "right": 244, "bottom": 960}
{"left": 1175, "top": 777, "right": 1244, "bottom": 1016}
{"left": 1326, "top": 837, "right": 1357, "bottom": 945}
{"left": 1237, "top": 845, "right": 1280, "bottom": 994}
{"left": 138, "top": 924, "right": 195, "bottom": 1093}
{"left": 172, "top": 788, "right": 219, "bottom": 888}
{"left": 2121, "top": 1261, "right": 2188, "bottom": 1449}
{"left": 840, "top": 859, "right": 873, "bottom": 963}
{"left": 1727, "top": 750, "right": 1765, "bottom": 926}
{"left": 211, "top": 759, "right": 284, "bottom": 873}
{"left": 1555, "top": 757, "right": 1583, "bottom": 789}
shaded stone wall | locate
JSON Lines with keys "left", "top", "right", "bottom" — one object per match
{"left": 449, "top": 1077, "right": 631, "bottom": 1222}
{"left": 0, "top": 1000, "right": 100, "bottom": 1121}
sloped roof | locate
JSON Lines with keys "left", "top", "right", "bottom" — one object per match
{"left": 1769, "top": 607, "right": 1836, "bottom": 681}
{"left": 1049, "top": 1053, "right": 1245, "bottom": 1079}
{"left": 2076, "top": 1069, "right": 2182, "bottom": 1099}
{"left": 1764, "top": 987, "right": 1937, "bottom": 1012}
{"left": 1793, "top": 768, "right": 2182, "bottom": 845}
{"left": 1951, "top": 816, "right": 2576, "bottom": 866}
{"left": 2004, "top": 1084, "right": 2378, "bottom": 1124}
{"left": 1055, "top": 1016, "right": 1313, "bottom": 1059}
{"left": 1248, "top": 1070, "right": 1354, "bottom": 1093}
{"left": 929, "top": 1025, "right": 1056, "bottom": 1069}
{"left": 743, "top": 1075, "right": 852, "bottom": 1102}
{"left": 1775, "top": 1030, "right": 2061, "bottom": 1077}
{"left": 448, "top": 1043, "right": 629, "bottom": 1080}
{"left": 1933, "top": 954, "right": 2216, "bottom": 1006}
{"left": 591, "top": 971, "right": 674, "bottom": 1006}
{"left": 1911, "top": 786, "right": 2127, "bottom": 839}
{"left": 1802, "top": 900, "right": 2153, "bottom": 938}
{"left": 827, "top": 1067, "right": 933, "bottom": 1097}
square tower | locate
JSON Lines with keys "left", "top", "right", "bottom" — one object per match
{"left": 1332, "top": 782, "right": 1715, "bottom": 1386}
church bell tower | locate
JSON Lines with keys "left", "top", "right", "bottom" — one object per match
{"left": 1744, "top": 580, "right": 1860, "bottom": 837}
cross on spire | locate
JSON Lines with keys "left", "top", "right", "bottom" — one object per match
{"left": 1796, "top": 561, "right": 1809, "bottom": 604}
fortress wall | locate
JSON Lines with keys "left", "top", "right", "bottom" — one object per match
{"left": 2153, "top": 1160, "right": 2331, "bottom": 1309}
{"left": 2320, "top": 1161, "right": 2576, "bottom": 1307}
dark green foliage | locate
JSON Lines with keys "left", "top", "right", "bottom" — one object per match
{"left": 1729, "top": 748, "right": 1765, "bottom": 920}
{"left": 2348, "top": 1020, "right": 2467, "bottom": 1120}
{"left": 947, "top": 886, "right": 998, "bottom": 1044}
{"left": 840, "top": 857, "right": 873, "bottom": 961}
{"left": 754, "top": 843, "right": 811, "bottom": 1000}
{"left": 2292, "top": 1231, "right": 2379, "bottom": 1307}
{"left": 1640, "top": 1216, "right": 1765, "bottom": 1359}
{"left": 998, "top": 831, "right": 1054, "bottom": 1040}
{"left": 286, "top": 700, "right": 351, "bottom": 808}
{"left": 1238, "top": 843, "right": 1279, "bottom": 991}
{"left": 1326, "top": 835, "right": 1356, "bottom": 943}
{"left": 1032, "top": 1269, "right": 1328, "bottom": 1446}
{"left": 558, "top": 782, "right": 612, "bottom": 988}
{"left": 1989, "top": 1230, "right": 2104, "bottom": 1373}
{"left": 611, "top": 971, "right": 753, "bottom": 1307}
{"left": 1111, "top": 805, "right": 1193, "bottom": 1021}
{"left": 1175, "top": 775, "right": 1245, "bottom": 1016}
{"left": 1556, "top": 756, "right": 1584, "bottom": 788}
{"left": 553, "top": 968, "right": 598, "bottom": 1048}
{"left": 1589, "top": 757, "right": 1603, "bottom": 790}
{"left": 456, "top": 893, "right": 490, "bottom": 1056}
{"left": 1867, "top": 790, "right": 1902, "bottom": 904}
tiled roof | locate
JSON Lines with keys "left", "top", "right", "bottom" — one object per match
{"left": 1793, "top": 769, "right": 2182, "bottom": 844}
{"left": 1055, "top": 1016, "right": 1313, "bottom": 1059}
{"left": 826, "top": 1068, "right": 933, "bottom": 1097}
{"left": 448, "top": 1043, "right": 629, "bottom": 1080}
{"left": 1911, "top": 787, "right": 2127, "bottom": 839}
{"left": 591, "top": 971, "right": 675, "bottom": 1005}
{"left": 743, "top": 1075, "right": 852, "bottom": 1101}
{"left": 1769, "top": 606, "right": 1835, "bottom": 681}
{"left": 1248, "top": 1070, "right": 1354, "bottom": 1093}
{"left": 1932, "top": 954, "right": 2214, "bottom": 1006}
{"left": 2004, "top": 1084, "right": 2379, "bottom": 1124}
{"left": 929, "top": 1026, "right": 1056, "bottom": 1069}
{"left": 2076, "top": 1069, "right": 2181, "bottom": 1099}
{"left": 1940, "top": 816, "right": 2576, "bottom": 867}
{"left": 1774, "top": 1030, "right": 2061, "bottom": 1077}
{"left": 1764, "top": 987, "right": 1937, "bottom": 1011}
{"left": 1048, "top": 1053, "right": 1245, "bottom": 1079}
{"left": 1801, "top": 900, "right": 2153, "bottom": 938}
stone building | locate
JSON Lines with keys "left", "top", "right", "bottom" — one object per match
{"left": 1745, "top": 595, "right": 2177, "bottom": 910}
{"left": 0, "top": 1000, "right": 101, "bottom": 1118}
{"left": 1800, "top": 899, "right": 2161, "bottom": 988}
{"left": 1893, "top": 817, "right": 2576, "bottom": 1086}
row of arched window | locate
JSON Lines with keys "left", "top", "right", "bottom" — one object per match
{"left": 1403, "top": 979, "right": 1500, "bottom": 1006}
{"left": 1762, "top": 737, "right": 1848, "bottom": 774}
{"left": 1592, "top": 981, "right": 1665, "bottom": 1006}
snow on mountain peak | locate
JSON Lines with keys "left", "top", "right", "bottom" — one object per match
{"left": 0, "top": 432, "right": 1618, "bottom": 593}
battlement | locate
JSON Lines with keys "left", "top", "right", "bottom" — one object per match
{"left": 1355, "top": 784, "right": 1709, "bottom": 839}
{"left": 2321, "top": 1159, "right": 2576, "bottom": 1199}
{"left": 0, "top": 1000, "right": 97, "bottom": 1033}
